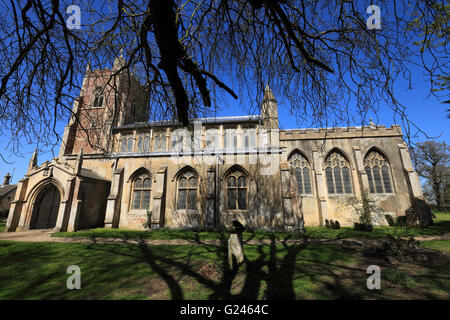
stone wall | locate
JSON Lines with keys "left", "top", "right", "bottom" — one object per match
{"left": 60, "top": 121, "right": 422, "bottom": 231}
{"left": 280, "top": 125, "right": 416, "bottom": 226}
{"left": 0, "top": 188, "right": 16, "bottom": 215}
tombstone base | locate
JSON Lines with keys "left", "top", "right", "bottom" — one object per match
{"left": 151, "top": 223, "right": 160, "bottom": 229}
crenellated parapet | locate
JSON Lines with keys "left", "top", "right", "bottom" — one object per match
{"left": 280, "top": 125, "right": 402, "bottom": 140}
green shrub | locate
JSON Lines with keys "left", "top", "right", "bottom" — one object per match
{"left": 384, "top": 268, "right": 416, "bottom": 289}
{"left": 142, "top": 211, "right": 152, "bottom": 230}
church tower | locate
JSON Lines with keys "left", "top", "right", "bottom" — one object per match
{"left": 261, "top": 84, "right": 279, "bottom": 148}
{"left": 59, "top": 55, "right": 148, "bottom": 158}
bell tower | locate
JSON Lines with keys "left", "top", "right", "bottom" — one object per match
{"left": 59, "top": 55, "right": 148, "bottom": 158}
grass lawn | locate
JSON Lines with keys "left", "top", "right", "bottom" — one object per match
{"left": 51, "top": 212, "right": 450, "bottom": 241}
{"left": 420, "top": 240, "right": 450, "bottom": 253}
{"left": 0, "top": 239, "right": 448, "bottom": 300}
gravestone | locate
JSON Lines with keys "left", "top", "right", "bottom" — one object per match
{"left": 354, "top": 223, "right": 374, "bottom": 232}
{"left": 405, "top": 208, "right": 420, "bottom": 227}
{"left": 396, "top": 216, "right": 407, "bottom": 227}
{"left": 414, "top": 199, "right": 434, "bottom": 227}
{"left": 385, "top": 214, "right": 397, "bottom": 227}
{"left": 227, "top": 220, "right": 246, "bottom": 270}
{"left": 330, "top": 220, "right": 335, "bottom": 229}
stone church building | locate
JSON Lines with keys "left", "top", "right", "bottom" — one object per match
{"left": 4, "top": 58, "right": 424, "bottom": 233}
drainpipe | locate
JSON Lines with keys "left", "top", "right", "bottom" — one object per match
{"left": 215, "top": 155, "right": 219, "bottom": 228}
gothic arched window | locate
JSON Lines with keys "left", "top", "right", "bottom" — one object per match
{"left": 364, "top": 150, "right": 394, "bottom": 194}
{"left": 131, "top": 173, "right": 152, "bottom": 210}
{"left": 137, "top": 135, "right": 150, "bottom": 152}
{"left": 171, "top": 131, "right": 191, "bottom": 152}
{"left": 243, "top": 130, "right": 256, "bottom": 150}
{"left": 225, "top": 130, "right": 238, "bottom": 151}
{"left": 205, "top": 131, "right": 220, "bottom": 151}
{"left": 154, "top": 133, "right": 167, "bottom": 151}
{"left": 92, "top": 87, "right": 104, "bottom": 108}
{"left": 120, "top": 135, "right": 134, "bottom": 153}
{"left": 325, "top": 151, "right": 353, "bottom": 194}
{"left": 226, "top": 169, "right": 248, "bottom": 210}
{"left": 130, "top": 99, "right": 137, "bottom": 118}
{"left": 288, "top": 151, "right": 312, "bottom": 195}
{"left": 177, "top": 170, "right": 198, "bottom": 210}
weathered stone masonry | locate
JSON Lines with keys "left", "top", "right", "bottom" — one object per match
{"left": 5, "top": 58, "right": 424, "bottom": 232}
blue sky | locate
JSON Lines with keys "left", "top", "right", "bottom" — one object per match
{"left": 0, "top": 1, "right": 448, "bottom": 185}
{"left": 0, "top": 64, "right": 447, "bottom": 186}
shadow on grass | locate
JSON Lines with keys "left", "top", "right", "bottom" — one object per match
{"left": 431, "top": 219, "right": 450, "bottom": 233}
{"left": 52, "top": 215, "right": 450, "bottom": 243}
{"left": 4, "top": 213, "right": 450, "bottom": 299}
{"left": 81, "top": 233, "right": 372, "bottom": 300}
{"left": 83, "top": 229, "right": 450, "bottom": 299}
{"left": 1, "top": 234, "right": 449, "bottom": 299}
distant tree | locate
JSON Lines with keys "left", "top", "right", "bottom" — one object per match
{"left": 409, "top": 1, "right": 449, "bottom": 94}
{"left": 444, "top": 176, "right": 450, "bottom": 209}
{"left": 421, "top": 183, "right": 435, "bottom": 204}
{"left": 414, "top": 141, "right": 450, "bottom": 211}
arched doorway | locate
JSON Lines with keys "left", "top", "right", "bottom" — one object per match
{"left": 30, "top": 184, "right": 61, "bottom": 229}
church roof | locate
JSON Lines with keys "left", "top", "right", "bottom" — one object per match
{"left": 0, "top": 184, "right": 16, "bottom": 198}
{"left": 115, "top": 115, "right": 261, "bottom": 130}
{"left": 79, "top": 168, "right": 110, "bottom": 182}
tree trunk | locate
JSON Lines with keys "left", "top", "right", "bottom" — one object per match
{"left": 433, "top": 182, "right": 442, "bottom": 211}
{"left": 432, "top": 167, "right": 443, "bottom": 211}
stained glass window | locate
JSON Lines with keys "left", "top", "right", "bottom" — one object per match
{"left": 227, "top": 169, "right": 248, "bottom": 210}
{"left": 131, "top": 173, "right": 152, "bottom": 210}
{"left": 177, "top": 170, "right": 198, "bottom": 210}
{"left": 288, "top": 152, "right": 312, "bottom": 195}
{"left": 137, "top": 135, "right": 150, "bottom": 152}
{"left": 92, "top": 87, "right": 104, "bottom": 108}
{"left": 364, "top": 150, "right": 394, "bottom": 194}
{"left": 325, "top": 152, "right": 353, "bottom": 194}
{"left": 120, "top": 135, "right": 134, "bottom": 153}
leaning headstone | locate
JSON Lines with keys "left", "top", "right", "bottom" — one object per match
{"left": 330, "top": 220, "right": 335, "bottom": 229}
{"left": 354, "top": 223, "right": 374, "bottom": 232}
{"left": 325, "top": 219, "right": 330, "bottom": 228}
{"left": 396, "top": 216, "right": 407, "bottom": 227}
{"left": 334, "top": 220, "right": 341, "bottom": 229}
{"left": 415, "top": 199, "right": 434, "bottom": 227}
{"left": 405, "top": 207, "right": 420, "bottom": 227}
{"left": 227, "top": 220, "right": 246, "bottom": 270}
{"left": 385, "top": 214, "right": 397, "bottom": 227}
